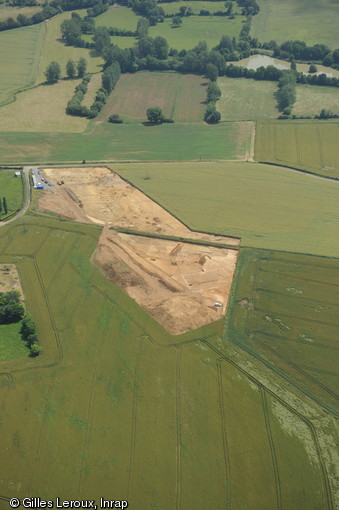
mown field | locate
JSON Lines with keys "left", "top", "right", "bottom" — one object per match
{"left": 97, "top": 71, "right": 207, "bottom": 123}
{"left": 0, "top": 23, "right": 45, "bottom": 105}
{"left": 36, "top": 11, "right": 103, "bottom": 84}
{"left": 217, "top": 77, "right": 278, "bottom": 120}
{"left": 226, "top": 248, "right": 339, "bottom": 413}
{"left": 149, "top": 15, "right": 242, "bottom": 50}
{"left": 94, "top": 5, "right": 139, "bottom": 30}
{"left": 255, "top": 121, "right": 339, "bottom": 179}
{"left": 0, "top": 121, "right": 252, "bottom": 163}
{"left": 116, "top": 160, "right": 339, "bottom": 258}
{"left": 0, "top": 214, "right": 335, "bottom": 509}
{"left": 0, "top": 170, "right": 23, "bottom": 212}
{"left": 252, "top": 0, "right": 339, "bottom": 48}
{"left": 293, "top": 85, "right": 339, "bottom": 117}
{"left": 0, "top": 80, "right": 89, "bottom": 133}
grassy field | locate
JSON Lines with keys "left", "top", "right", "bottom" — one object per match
{"left": 116, "top": 160, "right": 339, "bottom": 258}
{"left": 226, "top": 248, "right": 339, "bottom": 413}
{"left": 149, "top": 15, "right": 243, "bottom": 50}
{"left": 0, "top": 121, "right": 252, "bottom": 163}
{"left": 0, "top": 80, "right": 89, "bottom": 133}
{"left": 160, "top": 1, "right": 241, "bottom": 15}
{"left": 252, "top": 0, "right": 339, "bottom": 48}
{"left": 0, "top": 170, "right": 23, "bottom": 212}
{"left": 0, "top": 23, "right": 45, "bottom": 105}
{"left": 293, "top": 85, "right": 339, "bottom": 117}
{"left": 94, "top": 5, "right": 139, "bottom": 30}
{"left": 0, "top": 214, "right": 334, "bottom": 508}
{"left": 36, "top": 11, "right": 103, "bottom": 84}
{"left": 217, "top": 77, "right": 278, "bottom": 120}
{"left": 97, "top": 71, "right": 207, "bottom": 123}
{"left": 0, "top": 322, "right": 30, "bottom": 362}
{"left": 0, "top": 4, "right": 41, "bottom": 21}
{"left": 255, "top": 121, "right": 339, "bottom": 179}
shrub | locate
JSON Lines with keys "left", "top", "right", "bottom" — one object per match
{"left": 108, "top": 114, "right": 123, "bottom": 123}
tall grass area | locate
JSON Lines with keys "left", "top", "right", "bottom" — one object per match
{"left": 115, "top": 160, "right": 339, "bottom": 257}
{"left": 0, "top": 23, "right": 45, "bottom": 105}
{"left": 94, "top": 5, "right": 139, "bottom": 30}
{"left": 0, "top": 170, "right": 23, "bottom": 211}
{"left": 293, "top": 85, "right": 339, "bottom": 117}
{"left": 217, "top": 77, "right": 278, "bottom": 120}
{"left": 0, "top": 122, "right": 251, "bottom": 163}
{"left": 149, "top": 15, "right": 242, "bottom": 50}
{"left": 160, "top": 1, "right": 241, "bottom": 15}
{"left": 255, "top": 121, "right": 339, "bottom": 179}
{"left": 0, "top": 322, "right": 30, "bottom": 361}
{"left": 0, "top": 215, "right": 334, "bottom": 509}
{"left": 36, "top": 11, "right": 103, "bottom": 84}
{"left": 252, "top": 0, "right": 339, "bottom": 48}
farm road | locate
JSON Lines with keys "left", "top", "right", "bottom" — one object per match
{"left": 0, "top": 166, "right": 31, "bottom": 227}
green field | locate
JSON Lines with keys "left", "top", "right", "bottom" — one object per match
{"left": 160, "top": 1, "right": 241, "bottom": 15}
{"left": 36, "top": 11, "right": 103, "bottom": 84}
{"left": 255, "top": 121, "right": 339, "bottom": 179}
{"left": 217, "top": 77, "right": 278, "bottom": 120}
{"left": 294, "top": 85, "right": 339, "bottom": 117}
{"left": 0, "top": 23, "right": 45, "bottom": 105}
{"left": 116, "top": 160, "right": 339, "bottom": 258}
{"left": 226, "top": 248, "right": 339, "bottom": 413}
{"left": 0, "top": 80, "right": 89, "bottom": 133}
{"left": 0, "top": 121, "right": 252, "bottom": 163}
{"left": 0, "top": 321, "right": 30, "bottom": 362}
{"left": 0, "top": 170, "right": 23, "bottom": 212}
{"left": 0, "top": 214, "right": 335, "bottom": 508}
{"left": 149, "top": 15, "right": 242, "bottom": 50}
{"left": 94, "top": 5, "right": 139, "bottom": 30}
{"left": 252, "top": 0, "right": 339, "bottom": 48}
{"left": 97, "top": 71, "right": 207, "bottom": 123}
{"left": 0, "top": 4, "right": 41, "bottom": 21}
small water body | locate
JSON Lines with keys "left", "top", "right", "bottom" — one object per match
{"left": 234, "top": 54, "right": 339, "bottom": 78}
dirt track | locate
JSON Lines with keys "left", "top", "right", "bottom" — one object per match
{"left": 39, "top": 167, "right": 239, "bottom": 334}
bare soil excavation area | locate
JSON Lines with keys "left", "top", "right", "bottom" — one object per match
{"left": 39, "top": 167, "right": 239, "bottom": 334}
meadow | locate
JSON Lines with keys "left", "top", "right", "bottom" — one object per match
{"left": 36, "top": 11, "right": 103, "bottom": 84}
{"left": 0, "top": 23, "right": 45, "bottom": 105}
{"left": 226, "top": 248, "right": 339, "bottom": 413}
{"left": 217, "top": 77, "right": 278, "bottom": 120}
{"left": 255, "top": 121, "right": 339, "bottom": 179}
{"left": 0, "top": 80, "right": 89, "bottom": 133}
{"left": 0, "top": 121, "right": 251, "bottom": 163}
{"left": 251, "top": 0, "right": 339, "bottom": 48}
{"left": 94, "top": 5, "right": 139, "bottom": 30}
{"left": 97, "top": 71, "right": 207, "bottom": 123}
{"left": 0, "top": 4, "right": 41, "bottom": 21}
{"left": 160, "top": 1, "right": 241, "bottom": 15}
{"left": 0, "top": 170, "right": 23, "bottom": 212}
{"left": 293, "top": 85, "right": 339, "bottom": 117}
{"left": 116, "top": 160, "right": 339, "bottom": 258}
{"left": 149, "top": 15, "right": 242, "bottom": 50}
{"left": 0, "top": 214, "right": 334, "bottom": 509}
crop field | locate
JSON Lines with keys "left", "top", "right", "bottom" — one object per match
{"left": 252, "top": 0, "right": 339, "bottom": 48}
{"left": 255, "top": 121, "right": 339, "bottom": 179}
{"left": 226, "top": 248, "right": 339, "bottom": 414}
{"left": 0, "top": 23, "right": 45, "bottom": 105}
{"left": 160, "top": 1, "right": 241, "bottom": 15}
{"left": 149, "top": 15, "right": 243, "bottom": 50}
{"left": 217, "top": 77, "right": 278, "bottom": 120}
{"left": 97, "top": 71, "right": 207, "bottom": 123}
{"left": 0, "top": 215, "right": 335, "bottom": 509}
{"left": 0, "top": 170, "right": 23, "bottom": 212}
{"left": 94, "top": 5, "right": 139, "bottom": 30}
{"left": 0, "top": 121, "right": 252, "bottom": 163}
{"left": 0, "top": 80, "right": 89, "bottom": 133}
{"left": 116, "top": 160, "right": 339, "bottom": 258}
{"left": 293, "top": 85, "right": 339, "bottom": 117}
{"left": 36, "top": 11, "right": 103, "bottom": 84}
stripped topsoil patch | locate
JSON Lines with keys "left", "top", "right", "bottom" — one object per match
{"left": 0, "top": 264, "right": 25, "bottom": 300}
{"left": 39, "top": 167, "right": 239, "bottom": 334}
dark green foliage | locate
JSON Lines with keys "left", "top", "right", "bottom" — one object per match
{"left": 137, "top": 17, "right": 149, "bottom": 38}
{"left": 309, "top": 63, "right": 317, "bottom": 73}
{"left": 61, "top": 18, "right": 82, "bottom": 46}
{"left": 206, "top": 63, "right": 218, "bottom": 81}
{"left": 77, "top": 57, "right": 88, "bottom": 78}
{"left": 66, "top": 74, "right": 91, "bottom": 117}
{"left": 146, "top": 106, "right": 165, "bottom": 123}
{"left": 66, "top": 59, "right": 76, "bottom": 79}
{"left": 172, "top": 16, "right": 182, "bottom": 27}
{"left": 0, "top": 291, "right": 24, "bottom": 324}
{"left": 108, "top": 114, "right": 123, "bottom": 123}
{"left": 276, "top": 70, "right": 296, "bottom": 112}
{"left": 3, "top": 197, "right": 7, "bottom": 214}
{"left": 44, "top": 61, "right": 61, "bottom": 83}
{"left": 207, "top": 82, "right": 221, "bottom": 103}
{"left": 204, "top": 104, "right": 221, "bottom": 123}
{"left": 101, "top": 61, "right": 121, "bottom": 94}
{"left": 20, "top": 315, "right": 41, "bottom": 356}
{"left": 93, "top": 26, "right": 111, "bottom": 55}
{"left": 154, "top": 36, "right": 169, "bottom": 60}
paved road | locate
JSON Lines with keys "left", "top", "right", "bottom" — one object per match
{"left": 0, "top": 166, "right": 32, "bottom": 227}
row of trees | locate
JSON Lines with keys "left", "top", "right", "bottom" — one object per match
{"left": 45, "top": 58, "right": 87, "bottom": 83}
{"left": 20, "top": 315, "right": 41, "bottom": 356}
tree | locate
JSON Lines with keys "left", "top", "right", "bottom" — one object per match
{"left": 30, "top": 342, "right": 42, "bottom": 357}
{"left": 60, "top": 19, "right": 81, "bottom": 46}
{"left": 3, "top": 197, "right": 7, "bottom": 214}
{"left": 66, "top": 59, "right": 76, "bottom": 79}
{"left": 204, "top": 104, "right": 221, "bottom": 123}
{"left": 172, "top": 16, "right": 182, "bottom": 27}
{"left": 207, "top": 82, "right": 221, "bottom": 103}
{"left": 309, "top": 63, "right": 318, "bottom": 73}
{"left": 77, "top": 57, "right": 87, "bottom": 78}
{"left": 137, "top": 17, "right": 149, "bottom": 38}
{"left": 44, "top": 61, "right": 61, "bottom": 83}
{"left": 225, "top": 1, "right": 233, "bottom": 15}
{"left": 109, "top": 114, "right": 123, "bottom": 124}
{"left": 154, "top": 36, "right": 169, "bottom": 60}
{"left": 146, "top": 106, "right": 164, "bottom": 123}
{"left": 93, "top": 26, "right": 110, "bottom": 55}
{"left": 206, "top": 63, "right": 218, "bottom": 81}
{"left": 0, "top": 198, "right": 2, "bottom": 216}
